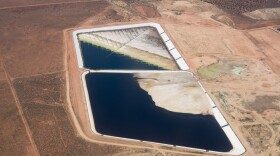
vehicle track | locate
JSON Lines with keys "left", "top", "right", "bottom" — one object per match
{"left": 63, "top": 28, "right": 208, "bottom": 156}
{"left": 0, "top": 0, "right": 104, "bottom": 10}
{"left": 0, "top": 58, "right": 40, "bottom": 156}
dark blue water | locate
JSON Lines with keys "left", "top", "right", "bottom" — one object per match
{"left": 79, "top": 41, "right": 165, "bottom": 70}
{"left": 85, "top": 73, "right": 233, "bottom": 152}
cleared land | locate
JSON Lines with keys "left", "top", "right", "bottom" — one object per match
{"left": 0, "top": 0, "right": 280, "bottom": 155}
{"left": 0, "top": 1, "right": 175, "bottom": 155}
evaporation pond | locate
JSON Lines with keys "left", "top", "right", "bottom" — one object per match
{"left": 79, "top": 41, "right": 165, "bottom": 70}
{"left": 85, "top": 72, "right": 233, "bottom": 152}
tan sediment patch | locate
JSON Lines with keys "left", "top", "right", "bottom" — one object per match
{"left": 135, "top": 72, "right": 213, "bottom": 115}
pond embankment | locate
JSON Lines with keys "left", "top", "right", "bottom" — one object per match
{"left": 78, "top": 26, "right": 178, "bottom": 70}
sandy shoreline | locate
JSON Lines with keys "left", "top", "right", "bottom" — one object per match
{"left": 135, "top": 72, "right": 213, "bottom": 115}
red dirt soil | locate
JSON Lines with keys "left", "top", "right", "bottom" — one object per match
{"left": 132, "top": 4, "right": 161, "bottom": 18}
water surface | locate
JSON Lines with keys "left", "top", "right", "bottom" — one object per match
{"left": 80, "top": 41, "right": 165, "bottom": 70}
{"left": 85, "top": 73, "right": 233, "bottom": 152}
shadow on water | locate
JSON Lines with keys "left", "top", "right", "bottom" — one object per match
{"left": 80, "top": 41, "right": 165, "bottom": 70}
{"left": 86, "top": 73, "right": 233, "bottom": 152}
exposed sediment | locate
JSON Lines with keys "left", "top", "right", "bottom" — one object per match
{"left": 135, "top": 72, "right": 213, "bottom": 115}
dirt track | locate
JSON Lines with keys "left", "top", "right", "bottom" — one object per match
{"left": 0, "top": 0, "right": 280, "bottom": 155}
{"left": 0, "top": 0, "right": 101, "bottom": 8}
{"left": 0, "top": 1, "right": 168, "bottom": 155}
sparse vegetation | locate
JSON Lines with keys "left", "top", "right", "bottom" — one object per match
{"left": 198, "top": 60, "right": 247, "bottom": 79}
{"left": 1, "top": 0, "right": 280, "bottom": 155}
{"left": 201, "top": 0, "right": 280, "bottom": 14}
{"left": 277, "top": 139, "right": 280, "bottom": 146}
{"left": 172, "top": 10, "right": 183, "bottom": 15}
{"left": 243, "top": 96, "right": 280, "bottom": 113}
{"left": 242, "top": 124, "right": 272, "bottom": 153}
{"left": 214, "top": 91, "right": 228, "bottom": 106}
{"left": 198, "top": 63, "right": 221, "bottom": 79}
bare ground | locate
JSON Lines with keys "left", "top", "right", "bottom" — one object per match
{"left": 1, "top": 0, "right": 280, "bottom": 155}
{"left": 0, "top": 81, "right": 37, "bottom": 156}
{"left": 202, "top": 0, "right": 280, "bottom": 29}
{"left": 0, "top": 1, "right": 185, "bottom": 155}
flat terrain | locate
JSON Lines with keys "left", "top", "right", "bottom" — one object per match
{"left": 202, "top": 0, "right": 280, "bottom": 29}
{"left": 0, "top": 1, "right": 168, "bottom": 155}
{"left": 202, "top": 0, "right": 280, "bottom": 14}
{"left": 0, "top": 0, "right": 280, "bottom": 155}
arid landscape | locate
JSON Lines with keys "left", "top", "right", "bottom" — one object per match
{"left": 0, "top": 0, "right": 280, "bottom": 156}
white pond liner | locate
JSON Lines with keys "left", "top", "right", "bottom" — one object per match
{"left": 169, "top": 49, "right": 181, "bottom": 60}
{"left": 74, "top": 23, "right": 245, "bottom": 155}
{"left": 72, "top": 23, "right": 189, "bottom": 70}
